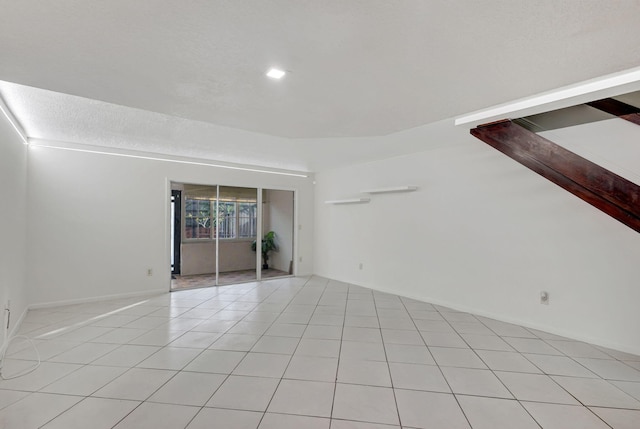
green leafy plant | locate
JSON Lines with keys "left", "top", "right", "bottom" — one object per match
{"left": 251, "top": 231, "right": 278, "bottom": 269}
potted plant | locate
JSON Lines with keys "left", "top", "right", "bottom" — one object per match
{"left": 251, "top": 231, "right": 278, "bottom": 269}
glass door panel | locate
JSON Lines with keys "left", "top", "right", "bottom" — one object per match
{"left": 260, "top": 189, "right": 295, "bottom": 280}
{"left": 217, "top": 186, "right": 258, "bottom": 285}
{"left": 171, "top": 183, "right": 218, "bottom": 291}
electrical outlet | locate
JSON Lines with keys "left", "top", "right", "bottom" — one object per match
{"left": 147, "top": 268, "right": 153, "bottom": 276}
{"left": 359, "top": 263, "right": 363, "bottom": 270}
{"left": 540, "top": 291, "right": 549, "bottom": 305}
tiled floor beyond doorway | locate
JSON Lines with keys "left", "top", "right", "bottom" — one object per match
{"left": 2, "top": 276, "right": 640, "bottom": 428}
{"left": 172, "top": 269, "right": 289, "bottom": 290}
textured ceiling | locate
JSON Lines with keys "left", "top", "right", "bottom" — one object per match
{"left": 0, "top": 81, "right": 309, "bottom": 170}
{"left": 1, "top": 1, "right": 640, "bottom": 169}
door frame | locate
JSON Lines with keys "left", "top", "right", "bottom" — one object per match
{"left": 170, "top": 189, "right": 182, "bottom": 275}
{"left": 166, "top": 180, "right": 299, "bottom": 292}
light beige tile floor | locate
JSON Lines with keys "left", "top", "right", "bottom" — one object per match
{"left": 1, "top": 276, "right": 640, "bottom": 428}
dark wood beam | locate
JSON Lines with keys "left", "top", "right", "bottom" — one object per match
{"left": 587, "top": 98, "right": 640, "bottom": 126}
{"left": 621, "top": 113, "right": 640, "bottom": 126}
{"left": 471, "top": 120, "right": 640, "bottom": 233}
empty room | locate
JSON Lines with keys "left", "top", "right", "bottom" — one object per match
{"left": 1, "top": 1, "right": 640, "bottom": 428}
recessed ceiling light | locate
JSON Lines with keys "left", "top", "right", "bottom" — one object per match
{"left": 266, "top": 68, "right": 286, "bottom": 79}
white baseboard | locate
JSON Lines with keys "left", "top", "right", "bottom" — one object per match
{"left": 28, "top": 289, "right": 165, "bottom": 310}
{"left": 12, "top": 274, "right": 640, "bottom": 357}
{"left": 0, "top": 289, "right": 165, "bottom": 349}
{"left": 0, "top": 289, "right": 167, "bottom": 352}
{"left": 331, "top": 277, "right": 640, "bottom": 357}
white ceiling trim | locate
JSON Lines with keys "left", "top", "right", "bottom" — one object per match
{"left": 0, "top": 94, "right": 28, "bottom": 144}
{"left": 455, "top": 66, "right": 640, "bottom": 127}
{"left": 28, "top": 138, "right": 309, "bottom": 178}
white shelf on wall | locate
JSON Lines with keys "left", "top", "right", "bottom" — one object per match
{"left": 361, "top": 186, "right": 418, "bottom": 194}
{"left": 325, "top": 198, "right": 371, "bottom": 205}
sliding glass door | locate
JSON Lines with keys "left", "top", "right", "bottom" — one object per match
{"left": 170, "top": 183, "right": 293, "bottom": 291}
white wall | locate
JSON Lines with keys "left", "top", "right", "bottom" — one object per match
{"left": 0, "top": 114, "right": 29, "bottom": 344}
{"left": 314, "top": 121, "right": 640, "bottom": 355}
{"left": 26, "top": 143, "right": 314, "bottom": 306}
{"left": 181, "top": 240, "right": 256, "bottom": 275}
{"left": 265, "top": 190, "right": 294, "bottom": 273}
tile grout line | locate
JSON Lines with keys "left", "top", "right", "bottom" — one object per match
{"left": 173, "top": 277, "right": 302, "bottom": 427}
{"left": 451, "top": 312, "right": 545, "bottom": 429}
{"left": 403, "top": 296, "right": 477, "bottom": 429}
{"left": 2, "top": 276, "right": 640, "bottom": 428}
{"left": 253, "top": 275, "right": 321, "bottom": 426}
{"left": 378, "top": 291, "right": 407, "bottom": 428}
